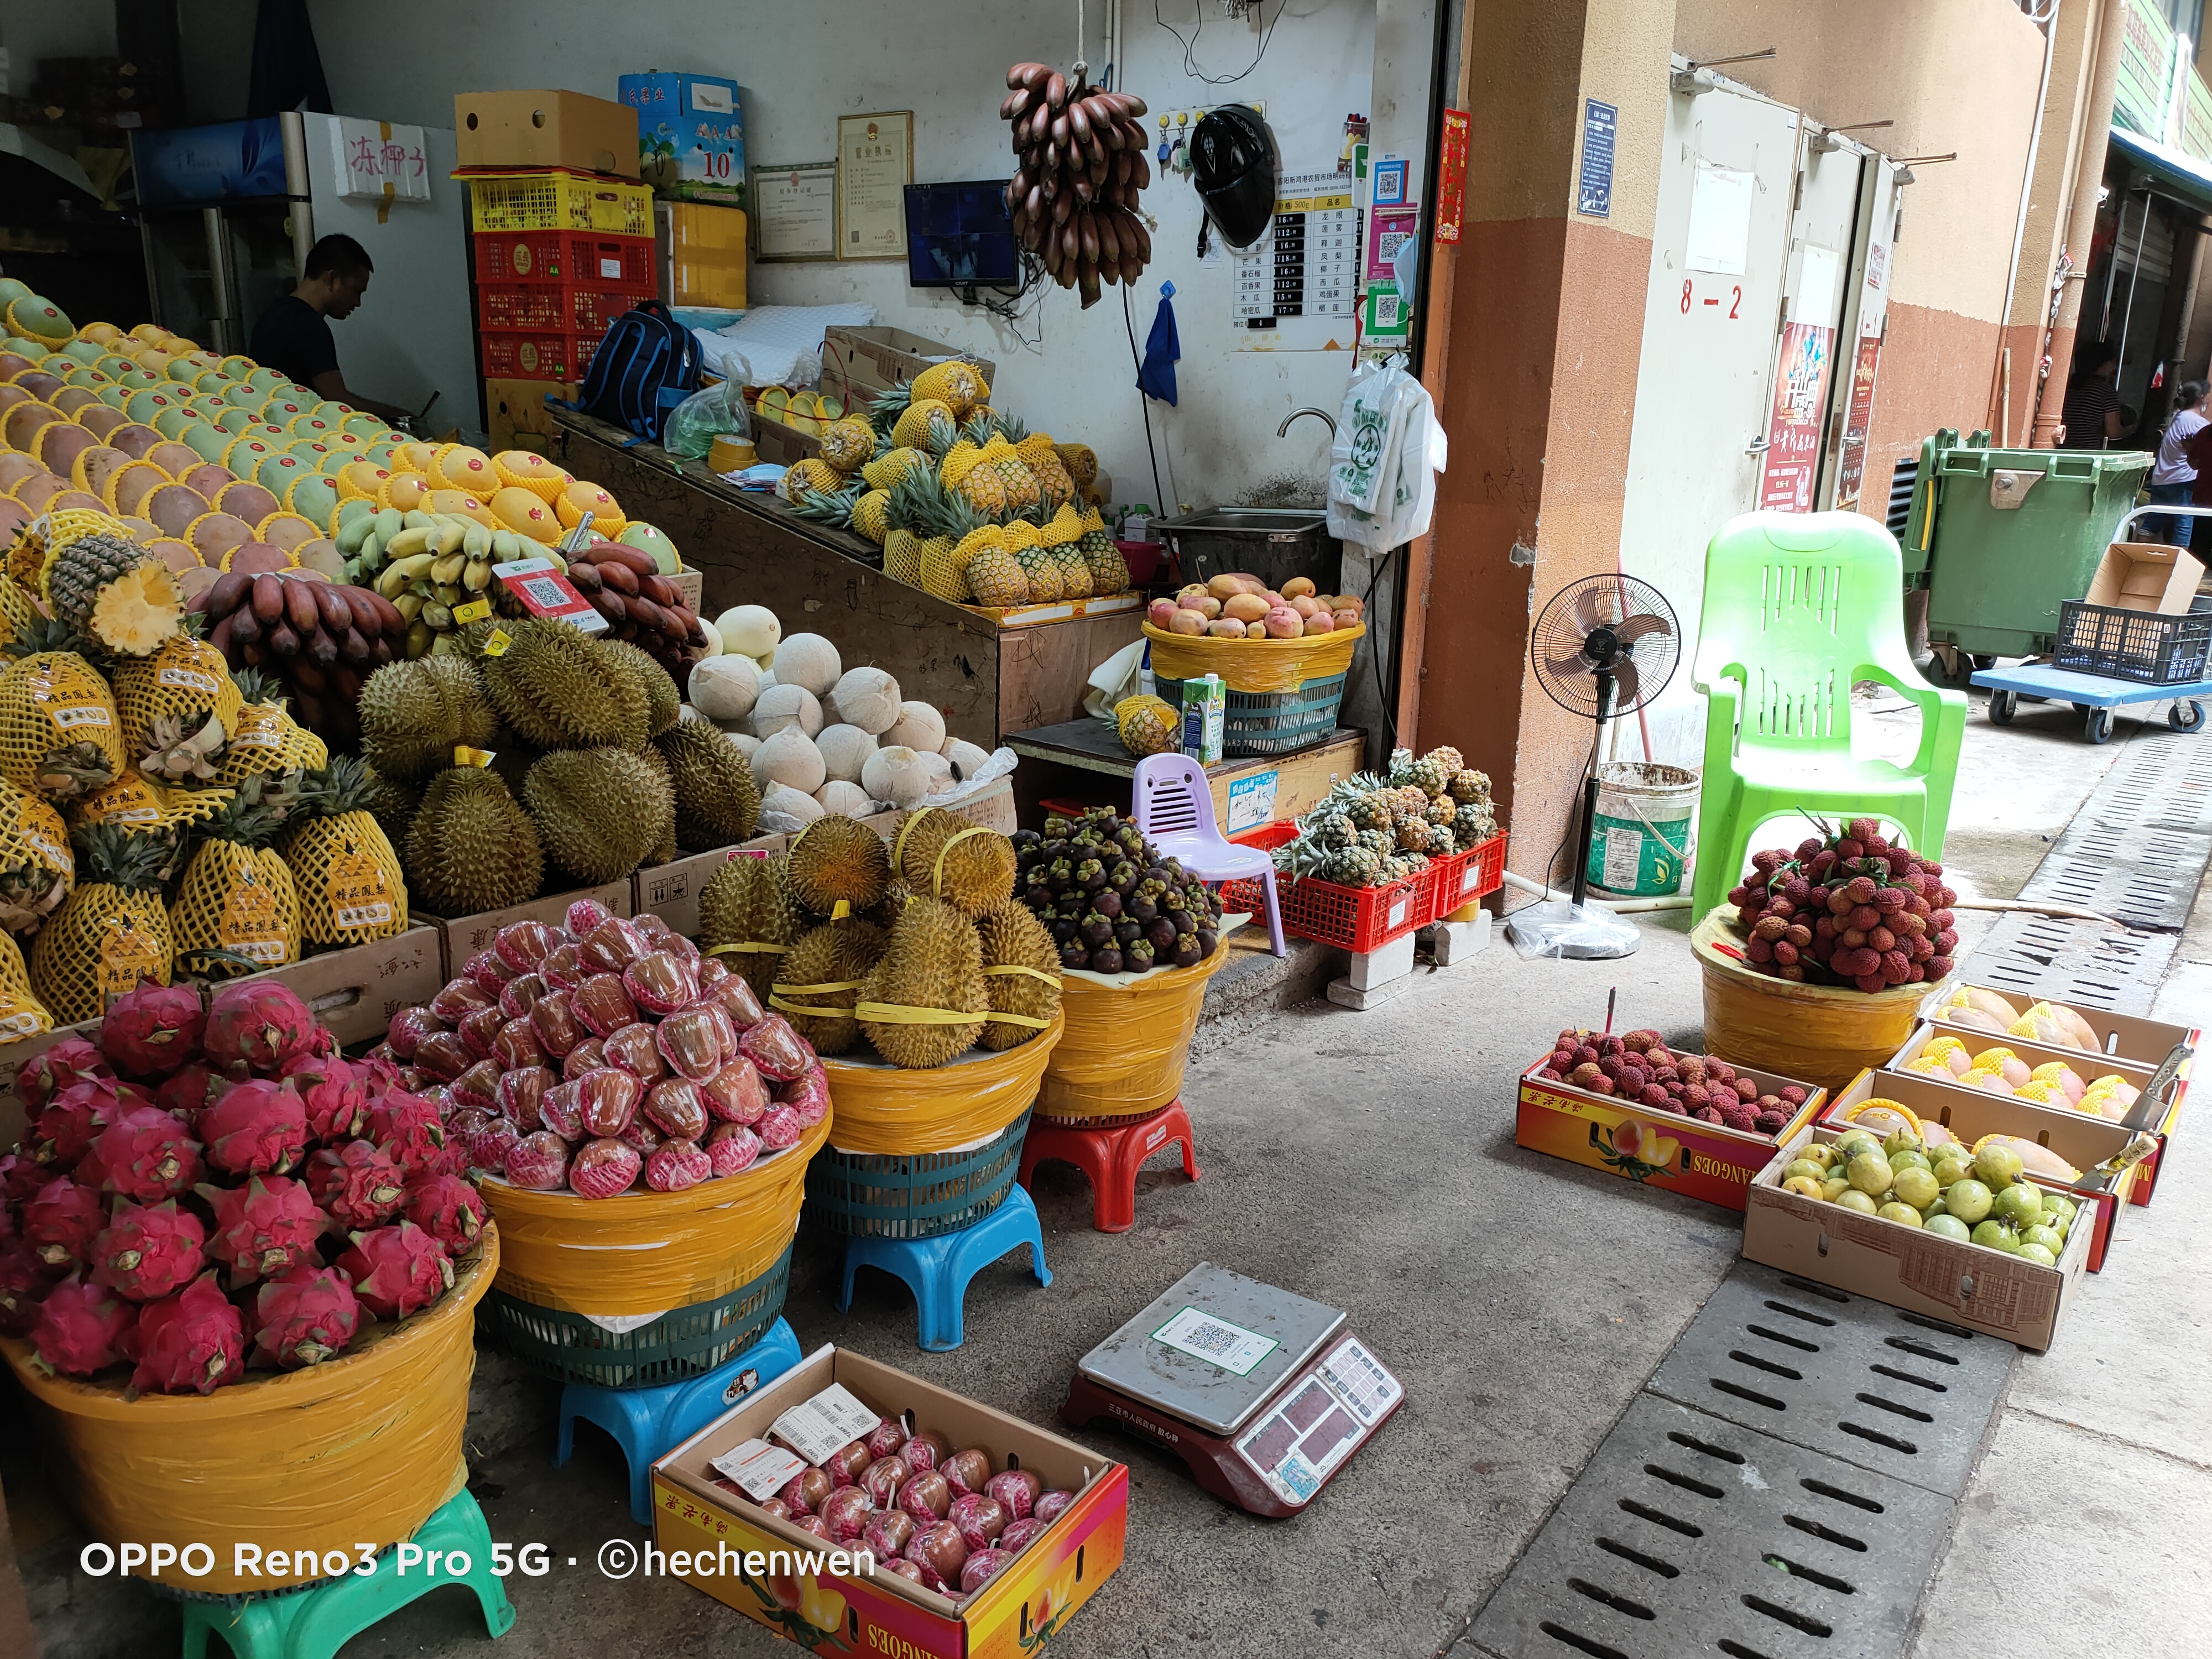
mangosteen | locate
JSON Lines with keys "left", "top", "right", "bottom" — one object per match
{"left": 1046, "top": 858, "right": 1073, "bottom": 888}
{"left": 1145, "top": 918, "right": 1178, "bottom": 954}
{"left": 1172, "top": 907, "right": 1197, "bottom": 934}
{"left": 1107, "top": 860, "right": 1138, "bottom": 890}
{"left": 1115, "top": 825, "right": 1146, "bottom": 854}
{"left": 1161, "top": 887, "right": 1187, "bottom": 913}
{"left": 1091, "top": 945, "right": 1124, "bottom": 974}
{"left": 1025, "top": 883, "right": 1053, "bottom": 909}
{"left": 1075, "top": 858, "right": 1107, "bottom": 890}
{"left": 1194, "top": 929, "right": 1218, "bottom": 958}
{"left": 1172, "top": 936, "right": 1203, "bottom": 968}
{"left": 1114, "top": 920, "right": 1141, "bottom": 946}
{"left": 1012, "top": 829, "right": 1041, "bottom": 851}
{"left": 1095, "top": 890, "right": 1123, "bottom": 919}
{"left": 1125, "top": 939, "right": 1156, "bottom": 972}
{"left": 1145, "top": 864, "right": 1170, "bottom": 885}
{"left": 1051, "top": 917, "right": 1079, "bottom": 944}
{"left": 1060, "top": 942, "right": 1090, "bottom": 970}
{"left": 1129, "top": 895, "right": 1159, "bottom": 922}
{"left": 1094, "top": 806, "right": 1118, "bottom": 825}
{"left": 1081, "top": 911, "right": 1114, "bottom": 948}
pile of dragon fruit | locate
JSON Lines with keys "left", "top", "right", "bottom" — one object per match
{"left": 0, "top": 979, "right": 482, "bottom": 1394}
{"left": 374, "top": 899, "right": 827, "bottom": 1202}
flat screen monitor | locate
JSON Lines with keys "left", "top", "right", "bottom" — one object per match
{"left": 905, "top": 180, "right": 1019, "bottom": 288}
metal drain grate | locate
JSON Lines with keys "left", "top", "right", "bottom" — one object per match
{"left": 1959, "top": 910, "right": 2179, "bottom": 1013}
{"left": 1643, "top": 1264, "right": 2011, "bottom": 1498}
{"left": 1465, "top": 1393, "right": 1955, "bottom": 1659}
{"left": 2014, "top": 822, "right": 2211, "bottom": 931}
{"left": 2065, "top": 729, "right": 2212, "bottom": 836}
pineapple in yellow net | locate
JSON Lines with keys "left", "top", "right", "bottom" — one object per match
{"left": 1056, "top": 442, "right": 1098, "bottom": 488}
{"left": 818, "top": 418, "right": 877, "bottom": 473}
{"left": 974, "top": 429, "right": 1039, "bottom": 514}
{"left": 111, "top": 623, "right": 242, "bottom": 765}
{"left": 779, "top": 458, "right": 845, "bottom": 503}
{"left": 0, "top": 930, "right": 52, "bottom": 1041}
{"left": 72, "top": 770, "right": 234, "bottom": 844}
{"left": 216, "top": 669, "right": 314, "bottom": 787}
{"left": 965, "top": 532, "right": 1029, "bottom": 609}
{"left": 921, "top": 497, "right": 999, "bottom": 604}
{"left": 1077, "top": 505, "right": 1130, "bottom": 595}
{"left": 30, "top": 822, "right": 173, "bottom": 1022}
{"left": 909, "top": 359, "right": 988, "bottom": 419}
{"left": 0, "top": 618, "right": 126, "bottom": 802}
{"left": 1015, "top": 431, "right": 1076, "bottom": 509}
{"left": 1115, "top": 695, "right": 1178, "bottom": 757}
{"left": 936, "top": 440, "right": 1008, "bottom": 519}
{"left": 861, "top": 445, "right": 929, "bottom": 493}
{"left": 0, "top": 775, "right": 74, "bottom": 935}
{"left": 9, "top": 507, "right": 130, "bottom": 592}
{"left": 1038, "top": 504, "right": 1092, "bottom": 599}
{"left": 880, "top": 467, "right": 945, "bottom": 588}
{"left": 891, "top": 398, "right": 958, "bottom": 451}
{"left": 168, "top": 773, "right": 300, "bottom": 977}
{"left": 1000, "top": 515, "right": 1062, "bottom": 604}
{"left": 280, "top": 756, "right": 408, "bottom": 946}
{"left": 849, "top": 489, "right": 893, "bottom": 545}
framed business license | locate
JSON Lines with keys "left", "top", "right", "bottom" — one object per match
{"left": 838, "top": 111, "right": 912, "bottom": 259}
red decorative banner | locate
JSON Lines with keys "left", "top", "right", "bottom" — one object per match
{"left": 1433, "top": 109, "right": 1469, "bottom": 244}
{"left": 1832, "top": 336, "right": 1884, "bottom": 509}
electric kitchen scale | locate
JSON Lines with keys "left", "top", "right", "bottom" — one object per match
{"left": 1059, "top": 1262, "right": 1404, "bottom": 1517}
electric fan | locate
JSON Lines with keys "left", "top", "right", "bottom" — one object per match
{"left": 1506, "top": 573, "right": 1682, "bottom": 960}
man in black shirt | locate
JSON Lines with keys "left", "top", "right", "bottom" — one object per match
{"left": 249, "top": 233, "right": 413, "bottom": 422}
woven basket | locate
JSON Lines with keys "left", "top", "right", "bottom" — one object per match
{"left": 807, "top": 1109, "right": 1031, "bottom": 1239}
{"left": 1039, "top": 940, "right": 1229, "bottom": 1121}
{"left": 820, "top": 1011, "right": 1063, "bottom": 1155}
{"left": 1141, "top": 619, "right": 1364, "bottom": 693}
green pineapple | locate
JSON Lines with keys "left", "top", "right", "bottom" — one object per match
{"left": 1407, "top": 751, "right": 1452, "bottom": 796}
{"left": 793, "top": 483, "right": 861, "bottom": 532}
{"left": 1454, "top": 801, "right": 1498, "bottom": 844}
{"left": 1449, "top": 768, "right": 1492, "bottom": 805}
{"left": 1078, "top": 521, "right": 1129, "bottom": 595}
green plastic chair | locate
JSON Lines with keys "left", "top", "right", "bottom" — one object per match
{"left": 1689, "top": 510, "right": 1967, "bottom": 924}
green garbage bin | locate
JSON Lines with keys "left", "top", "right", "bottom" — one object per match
{"left": 1902, "top": 427, "right": 2151, "bottom": 670}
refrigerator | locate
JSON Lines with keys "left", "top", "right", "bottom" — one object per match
{"left": 132, "top": 114, "right": 312, "bottom": 358}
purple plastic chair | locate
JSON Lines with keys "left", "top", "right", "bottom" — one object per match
{"left": 1131, "top": 754, "right": 1287, "bottom": 957}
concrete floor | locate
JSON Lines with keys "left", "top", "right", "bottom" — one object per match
{"left": 10, "top": 682, "right": 2211, "bottom": 1659}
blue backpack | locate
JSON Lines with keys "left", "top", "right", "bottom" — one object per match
{"left": 564, "top": 300, "right": 701, "bottom": 444}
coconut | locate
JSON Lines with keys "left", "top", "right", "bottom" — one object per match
{"left": 690, "top": 653, "right": 761, "bottom": 722}
{"left": 883, "top": 701, "right": 946, "bottom": 754}
{"left": 815, "top": 780, "right": 874, "bottom": 816}
{"left": 752, "top": 682, "right": 823, "bottom": 739}
{"left": 862, "top": 745, "right": 932, "bottom": 808}
{"left": 773, "top": 633, "right": 842, "bottom": 698}
{"left": 815, "top": 723, "right": 878, "bottom": 784}
{"left": 942, "top": 738, "right": 992, "bottom": 781}
{"left": 751, "top": 726, "right": 826, "bottom": 795}
{"left": 716, "top": 604, "right": 781, "bottom": 659}
{"left": 917, "top": 750, "right": 953, "bottom": 792}
{"left": 827, "top": 666, "right": 901, "bottom": 734}
{"left": 728, "top": 732, "right": 761, "bottom": 761}
{"left": 762, "top": 784, "right": 824, "bottom": 825}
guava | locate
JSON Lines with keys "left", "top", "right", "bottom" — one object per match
{"left": 2019, "top": 1223, "right": 2063, "bottom": 1255}
{"left": 1925, "top": 1214, "right": 1971, "bottom": 1241}
{"left": 1835, "top": 1189, "right": 1879, "bottom": 1214}
{"left": 1991, "top": 1183, "right": 2043, "bottom": 1227}
{"left": 1893, "top": 1167, "right": 1941, "bottom": 1210}
{"left": 1975, "top": 1144, "right": 2026, "bottom": 1189}
{"left": 1821, "top": 1177, "right": 1852, "bottom": 1202}
{"left": 1834, "top": 1131, "right": 1880, "bottom": 1163}
{"left": 1926, "top": 1192, "right": 1949, "bottom": 1218}
{"left": 1932, "top": 1157, "right": 1970, "bottom": 1188}
{"left": 1970, "top": 1219, "right": 2019, "bottom": 1252}
{"left": 1785, "top": 1159, "right": 1829, "bottom": 1184}
{"left": 1883, "top": 1130, "right": 1923, "bottom": 1159}
{"left": 1877, "top": 1202, "right": 1923, "bottom": 1227}
{"left": 1946, "top": 1179, "right": 1994, "bottom": 1226}
{"left": 1784, "top": 1176, "right": 1827, "bottom": 1199}
{"left": 1888, "top": 1150, "right": 1932, "bottom": 1176}
{"left": 2016, "top": 1243, "right": 2057, "bottom": 1267}
{"left": 1848, "top": 1152, "right": 1895, "bottom": 1196}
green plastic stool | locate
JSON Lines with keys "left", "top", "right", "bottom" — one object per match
{"left": 179, "top": 1489, "right": 514, "bottom": 1658}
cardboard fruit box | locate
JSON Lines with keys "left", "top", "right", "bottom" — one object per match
{"left": 1516, "top": 1056, "right": 1825, "bottom": 1212}
{"left": 1818, "top": 1067, "right": 2150, "bottom": 1271}
{"left": 633, "top": 836, "right": 787, "bottom": 938}
{"left": 1886, "top": 1019, "right": 2182, "bottom": 1206}
{"left": 654, "top": 1344, "right": 1127, "bottom": 1657}
{"left": 1743, "top": 1120, "right": 2098, "bottom": 1350}
{"left": 416, "top": 880, "right": 632, "bottom": 971}
{"left": 1921, "top": 980, "right": 2199, "bottom": 1071}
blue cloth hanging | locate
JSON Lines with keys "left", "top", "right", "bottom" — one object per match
{"left": 1136, "top": 281, "right": 1180, "bottom": 406}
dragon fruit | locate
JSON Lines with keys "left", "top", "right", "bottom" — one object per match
{"left": 403, "top": 1173, "right": 486, "bottom": 1253}
{"left": 201, "top": 1175, "right": 326, "bottom": 1284}
{"left": 281, "top": 1053, "right": 368, "bottom": 1141}
{"left": 304, "top": 1140, "right": 408, "bottom": 1227}
{"left": 0, "top": 1245, "right": 46, "bottom": 1332}
{"left": 566, "top": 898, "right": 614, "bottom": 938}
{"left": 466, "top": 1115, "right": 521, "bottom": 1172}
{"left": 156, "top": 1063, "right": 231, "bottom": 1124}
{"left": 336, "top": 1222, "right": 453, "bottom": 1318}
{"left": 88, "top": 1107, "right": 203, "bottom": 1202}
{"left": 127, "top": 1273, "right": 247, "bottom": 1394}
{"left": 23, "top": 1178, "right": 106, "bottom": 1274}
{"left": 4, "top": 1149, "right": 48, "bottom": 1206}
{"left": 30, "top": 1275, "right": 139, "bottom": 1376}
{"left": 199, "top": 1080, "right": 310, "bottom": 1176}
{"left": 503, "top": 1131, "right": 571, "bottom": 1191}
{"left": 203, "top": 980, "right": 319, "bottom": 1073}
{"left": 706, "top": 1123, "right": 761, "bottom": 1177}
{"left": 384, "top": 1006, "right": 445, "bottom": 1061}
{"left": 90, "top": 1198, "right": 207, "bottom": 1302}
{"left": 250, "top": 1263, "right": 361, "bottom": 1368}
{"left": 644, "top": 1138, "right": 712, "bottom": 1192}
{"left": 367, "top": 1092, "right": 448, "bottom": 1177}
{"left": 31, "top": 1076, "right": 132, "bottom": 1168}
{"left": 99, "top": 983, "right": 206, "bottom": 1077}
{"left": 16, "top": 1035, "right": 113, "bottom": 1117}
{"left": 568, "top": 1137, "right": 641, "bottom": 1198}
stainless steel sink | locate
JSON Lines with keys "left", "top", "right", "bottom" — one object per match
{"left": 1152, "top": 507, "right": 1342, "bottom": 594}
{"left": 1161, "top": 508, "right": 1328, "bottom": 535}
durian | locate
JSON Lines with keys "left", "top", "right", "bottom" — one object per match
{"left": 773, "top": 916, "right": 886, "bottom": 1055}
{"left": 477, "top": 620, "right": 648, "bottom": 752}
{"left": 362, "top": 766, "right": 422, "bottom": 851}
{"left": 699, "top": 853, "right": 811, "bottom": 1003}
{"left": 602, "top": 638, "right": 681, "bottom": 738}
{"left": 891, "top": 808, "right": 1018, "bottom": 917}
{"left": 974, "top": 899, "right": 1061, "bottom": 1051}
{"left": 359, "top": 655, "right": 497, "bottom": 781}
{"left": 406, "top": 766, "right": 544, "bottom": 915}
{"left": 655, "top": 719, "right": 761, "bottom": 851}
{"left": 521, "top": 747, "right": 670, "bottom": 884}
{"left": 635, "top": 743, "right": 680, "bottom": 865}
{"left": 858, "top": 896, "right": 988, "bottom": 1068}
{"left": 785, "top": 814, "right": 891, "bottom": 914}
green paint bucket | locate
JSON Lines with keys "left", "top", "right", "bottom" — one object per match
{"left": 1584, "top": 761, "right": 1698, "bottom": 897}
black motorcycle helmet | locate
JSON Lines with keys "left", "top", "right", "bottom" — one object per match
{"left": 1191, "top": 105, "right": 1277, "bottom": 249}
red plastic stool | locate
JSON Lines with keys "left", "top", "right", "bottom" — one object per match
{"left": 1019, "top": 1099, "right": 1199, "bottom": 1233}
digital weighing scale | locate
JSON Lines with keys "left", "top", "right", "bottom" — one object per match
{"left": 1059, "top": 1262, "right": 1404, "bottom": 1517}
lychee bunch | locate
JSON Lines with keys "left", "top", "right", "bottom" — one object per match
{"left": 1729, "top": 817, "right": 1958, "bottom": 992}
{"left": 1530, "top": 1027, "right": 1804, "bottom": 1136}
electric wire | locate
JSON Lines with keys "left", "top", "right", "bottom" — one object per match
{"left": 1154, "top": 0, "right": 1281, "bottom": 86}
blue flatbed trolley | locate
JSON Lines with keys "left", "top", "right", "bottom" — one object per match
{"left": 1970, "top": 661, "right": 2210, "bottom": 744}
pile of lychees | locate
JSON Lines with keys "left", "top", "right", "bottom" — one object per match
{"left": 1532, "top": 1027, "right": 1806, "bottom": 1135}
{"left": 1728, "top": 817, "right": 1959, "bottom": 991}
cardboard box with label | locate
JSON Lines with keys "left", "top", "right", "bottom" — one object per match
{"left": 2080, "top": 542, "right": 2207, "bottom": 613}
{"left": 486, "top": 378, "right": 575, "bottom": 456}
{"left": 823, "top": 326, "right": 997, "bottom": 406}
{"left": 620, "top": 71, "right": 745, "bottom": 205}
{"left": 455, "top": 89, "right": 639, "bottom": 178}
{"left": 419, "top": 881, "right": 632, "bottom": 969}
{"left": 654, "top": 1345, "right": 1127, "bottom": 1656}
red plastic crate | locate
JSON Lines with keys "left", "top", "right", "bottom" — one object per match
{"left": 479, "top": 329, "right": 604, "bottom": 380}
{"left": 478, "top": 281, "right": 653, "bottom": 333}
{"left": 1424, "top": 832, "right": 1508, "bottom": 922}
{"left": 1223, "top": 823, "right": 1435, "bottom": 953}
{"left": 473, "top": 231, "right": 654, "bottom": 288}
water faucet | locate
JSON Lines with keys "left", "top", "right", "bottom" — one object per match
{"left": 1277, "top": 406, "right": 1336, "bottom": 440}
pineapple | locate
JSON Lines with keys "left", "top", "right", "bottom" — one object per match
{"left": 964, "top": 537, "right": 1029, "bottom": 609}
{"left": 861, "top": 445, "right": 928, "bottom": 492}
{"left": 978, "top": 432, "right": 1040, "bottom": 513}
{"left": 1077, "top": 506, "right": 1129, "bottom": 594}
{"left": 924, "top": 497, "right": 1002, "bottom": 603}
{"left": 1427, "top": 745, "right": 1467, "bottom": 774}
{"left": 892, "top": 397, "right": 957, "bottom": 451}
{"left": 1036, "top": 509, "right": 1091, "bottom": 599}
{"left": 792, "top": 483, "right": 860, "bottom": 533}
{"left": 849, "top": 488, "right": 893, "bottom": 545}
{"left": 779, "top": 458, "right": 845, "bottom": 503}
{"left": 10, "top": 508, "right": 129, "bottom": 592}
{"left": 818, "top": 418, "right": 877, "bottom": 473}
{"left": 909, "top": 359, "right": 988, "bottom": 418}
{"left": 1406, "top": 751, "right": 1452, "bottom": 796}
{"left": 1448, "top": 768, "right": 1491, "bottom": 805}
{"left": 1016, "top": 432, "right": 1077, "bottom": 508}
{"left": 1056, "top": 442, "right": 1098, "bottom": 488}
{"left": 865, "top": 385, "right": 914, "bottom": 436}
{"left": 138, "top": 711, "right": 228, "bottom": 785}
{"left": 43, "top": 531, "right": 183, "bottom": 656}
{"left": 168, "top": 773, "right": 300, "bottom": 976}
{"left": 280, "top": 756, "right": 408, "bottom": 945}
{"left": 0, "top": 618, "right": 125, "bottom": 801}
{"left": 30, "top": 821, "right": 174, "bottom": 1021}
{"left": 112, "top": 625, "right": 242, "bottom": 763}
{"left": 1114, "top": 695, "right": 1178, "bottom": 757}
{"left": 936, "top": 439, "right": 1008, "bottom": 519}
{"left": 881, "top": 467, "right": 947, "bottom": 588}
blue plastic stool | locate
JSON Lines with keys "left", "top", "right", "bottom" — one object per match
{"left": 836, "top": 1185, "right": 1051, "bottom": 1352}
{"left": 556, "top": 1317, "right": 803, "bottom": 1526}
{"left": 179, "top": 1488, "right": 512, "bottom": 1658}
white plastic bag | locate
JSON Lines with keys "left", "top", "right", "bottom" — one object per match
{"left": 1327, "top": 354, "right": 1445, "bottom": 552}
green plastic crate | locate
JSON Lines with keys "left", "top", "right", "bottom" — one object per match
{"left": 806, "top": 1111, "right": 1030, "bottom": 1239}
{"left": 1153, "top": 671, "right": 1348, "bottom": 756}
{"left": 479, "top": 1243, "right": 791, "bottom": 1390}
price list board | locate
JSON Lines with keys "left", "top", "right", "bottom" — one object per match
{"left": 1233, "top": 171, "right": 1361, "bottom": 327}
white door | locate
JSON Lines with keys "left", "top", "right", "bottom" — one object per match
{"left": 1825, "top": 156, "right": 1901, "bottom": 510}
{"left": 1758, "top": 129, "right": 1864, "bottom": 513}
{"left": 1615, "top": 72, "right": 1798, "bottom": 765}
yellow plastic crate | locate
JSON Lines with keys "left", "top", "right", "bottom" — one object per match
{"left": 465, "top": 169, "right": 653, "bottom": 237}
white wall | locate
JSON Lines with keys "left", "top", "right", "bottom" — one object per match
{"left": 303, "top": 0, "right": 1396, "bottom": 512}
